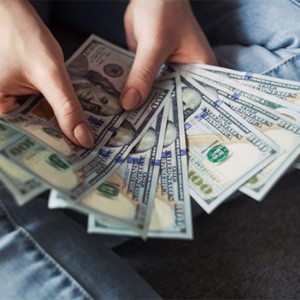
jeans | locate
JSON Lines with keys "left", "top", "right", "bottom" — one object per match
{"left": 192, "top": 0, "right": 300, "bottom": 81}
{"left": 2, "top": 0, "right": 300, "bottom": 298}
{"left": 0, "top": 189, "right": 160, "bottom": 299}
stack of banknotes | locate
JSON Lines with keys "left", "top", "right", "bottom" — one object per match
{"left": 1, "top": 35, "right": 299, "bottom": 240}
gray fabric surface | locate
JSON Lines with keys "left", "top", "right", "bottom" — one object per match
{"left": 115, "top": 170, "right": 300, "bottom": 299}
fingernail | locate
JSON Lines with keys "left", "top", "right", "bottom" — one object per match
{"left": 74, "top": 122, "right": 94, "bottom": 148}
{"left": 121, "top": 88, "right": 142, "bottom": 110}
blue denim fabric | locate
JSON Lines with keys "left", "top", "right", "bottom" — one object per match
{"left": 192, "top": 0, "right": 300, "bottom": 80}
{"left": 3, "top": 0, "right": 300, "bottom": 299}
{"left": 0, "top": 189, "right": 161, "bottom": 299}
{"left": 0, "top": 201, "right": 92, "bottom": 300}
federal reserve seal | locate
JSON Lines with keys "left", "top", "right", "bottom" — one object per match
{"left": 97, "top": 182, "right": 119, "bottom": 198}
{"left": 103, "top": 64, "right": 123, "bottom": 77}
{"left": 207, "top": 145, "right": 229, "bottom": 163}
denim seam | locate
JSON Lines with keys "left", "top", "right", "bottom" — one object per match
{"left": 262, "top": 53, "right": 300, "bottom": 76}
{"left": 0, "top": 200, "right": 94, "bottom": 300}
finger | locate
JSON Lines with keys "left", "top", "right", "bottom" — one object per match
{"left": 0, "top": 95, "right": 20, "bottom": 114}
{"left": 33, "top": 62, "right": 94, "bottom": 148}
{"left": 120, "top": 40, "right": 171, "bottom": 110}
{"left": 124, "top": 3, "right": 137, "bottom": 52}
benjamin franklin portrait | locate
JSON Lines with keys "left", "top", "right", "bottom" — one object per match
{"left": 182, "top": 87, "right": 202, "bottom": 120}
{"left": 74, "top": 70, "right": 123, "bottom": 116}
{"left": 106, "top": 120, "right": 136, "bottom": 147}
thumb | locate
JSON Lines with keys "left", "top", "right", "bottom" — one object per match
{"left": 121, "top": 41, "right": 170, "bottom": 110}
{"left": 33, "top": 63, "right": 94, "bottom": 148}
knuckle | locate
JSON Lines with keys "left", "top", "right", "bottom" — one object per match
{"left": 53, "top": 42, "right": 64, "bottom": 59}
{"left": 45, "top": 38, "right": 65, "bottom": 61}
{"left": 0, "top": 108, "right": 9, "bottom": 114}
{"left": 133, "top": 67, "right": 155, "bottom": 86}
{"left": 0, "top": 95, "right": 17, "bottom": 114}
{"left": 61, "top": 99, "right": 81, "bottom": 119}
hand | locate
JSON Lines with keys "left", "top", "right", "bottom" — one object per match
{"left": 0, "top": 0, "right": 94, "bottom": 148}
{"left": 121, "top": 0, "right": 217, "bottom": 110}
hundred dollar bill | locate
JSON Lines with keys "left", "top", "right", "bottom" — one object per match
{"left": 88, "top": 74, "right": 193, "bottom": 239}
{"left": 176, "top": 64, "right": 300, "bottom": 118}
{"left": 0, "top": 155, "right": 47, "bottom": 205}
{"left": 0, "top": 35, "right": 172, "bottom": 166}
{"left": 180, "top": 72, "right": 279, "bottom": 213}
{"left": 0, "top": 123, "right": 47, "bottom": 204}
{"left": 185, "top": 64, "right": 300, "bottom": 105}
{"left": 178, "top": 63, "right": 300, "bottom": 170}
{"left": 49, "top": 103, "right": 170, "bottom": 238}
{"left": 0, "top": 35, "right": 174, "bottom": 201}
{"left": 0, "top": 35, "right": 141, "bottom": 164}
{"left": 181, "top": 64, "right": 300, "bottom": 169}
{"left": 185, "top": 71, "right": 300, "bottom": 200}
{"left": 0, "top": 76, "right": 172, "bottom": 202}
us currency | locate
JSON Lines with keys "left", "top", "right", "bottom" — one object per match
{"left": 49, "top": 103, "right": 170, "bottom": 238}
{"left": 177, "top": 64, "right": 300, "bottom": 117}
{"left": 204, "top": 64, "right": 300, "bottom": 170}
{"left": 0, "top": 35, "right": 172, "bottom": 166}
{"left": 186, "top": 64, "right": 300, "bottom": 105}
{"left": 183, "top": 71, "right": 300, "bottom": 201}
{"left": 0, "top": 75, "right": 173, "bottom": 203}
{"left": 88, "top": 74, "right": 193, "bottom": 239}
{"left": 0, "top": 155, "right": 47, "bottom": 205}
{"left": 178, "top": 64, "right": 300, "bottom": 170}
{"left": 0, "top": 35, "right": 140, "bottom": 164}
{"left": 0, "top": 123, "right": 47, "bottom": 205}
{"left": 180, "top": 72, "right": 279, "bottom": 213}
{"left": 199, "top": 65, "right": 300, "bottom": 170}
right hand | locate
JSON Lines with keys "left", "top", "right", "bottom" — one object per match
{"left": 0, "top": 0, "right": 94, "bottom": 148}
{"left": 121, "top": 0, "right": 217, "bottom": 110}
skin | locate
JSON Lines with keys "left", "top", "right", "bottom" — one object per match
{"left": 122, "top": 0, "right": 217, "bottom": 109}
{"left": 0, "top": 0, "right": 217, "bottom": 148}
{"left": 0, "top": 0, "right": 94, "bottom": 148}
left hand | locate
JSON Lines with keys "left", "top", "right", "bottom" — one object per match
{"left": 121, "top": 0, "right": 217, "bottom": 110}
